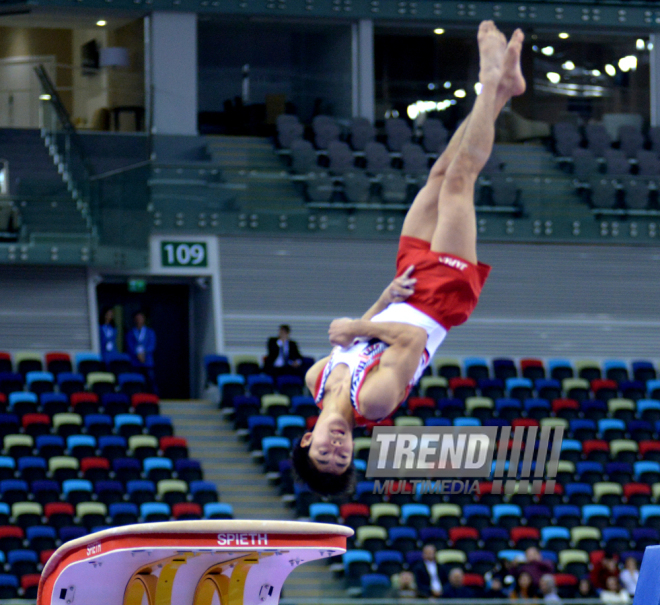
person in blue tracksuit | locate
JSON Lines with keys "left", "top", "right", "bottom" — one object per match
{"left": 99, "top": 308, "right": 118, "bottom": 360}
{"left": 126, "top": 310, "right": 157, "bottom": 393}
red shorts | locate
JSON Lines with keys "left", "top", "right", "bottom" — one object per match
{"left": 396, "top": 236, "right": 491, "bottom": 330}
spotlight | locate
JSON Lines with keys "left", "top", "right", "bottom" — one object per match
{"left": 558, "top": 32, "right": 569, "bottom": 39}
{"left": 96, "top": 19, "right": 107, "bottom": 26}
{"left": 433, "top": 28, "right": 445, "bottom": 35}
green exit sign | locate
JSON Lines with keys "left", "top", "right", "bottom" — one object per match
{"left": 127, "top": 278, "right": 147, "bottom": 293}
{"left": 161, "top": 241, "right": 208, "bottom": 268}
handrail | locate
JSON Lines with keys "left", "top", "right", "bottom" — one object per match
{"left": 89, "top": 160, "right": 152, "bottom": 181}
{"left": 33, "top": 64, "right": 95, "bottom": 179}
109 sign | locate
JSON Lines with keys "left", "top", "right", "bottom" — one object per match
{"left": 161, "top": 242, "right": 208, "bottom": 267}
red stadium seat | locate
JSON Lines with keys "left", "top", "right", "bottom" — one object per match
{"left": 40, "top": 549, "right": 55, "bottom": 566}
{"left": 160, "top": 436, "right": 188, "bottom": 460}
{"left": 510, "top": 526, "right": 540, "bottom": 548}
{"left": 407, "top": 397, "right": 435, "bottom": 414}
{"left": 172, "top": 502, "right": 202, "bottom": 520}
{"left": 520, "top": 358, "right": 545, "bottom": 380}
{"left": 132, "top": 393, "right": 160, "bottom": 417}
{"left": 45, "top": 352, "right": 72, "bottom": 376}
{"left": 462, "top": 573, "right": 485, "bottom": 589}
{"left": 80, "top": 457, "right": 111, "bottom": 482}
{"left": 512, "top": 418, "right": 539, "bottom": 429}
{"left": 623, "top": 482, "right": 652, "bottom": 506}
{"left": 552, "top": 398, "right": 580, "bottom": 416}
{"left": 639, "top": 441, "right": 660, "bottom": 461}
{"left": 21, "top": 413, "right": 51, "bottom": 437}
{"left": 70, "top": 392, "right": 100, "bottom": 416}
{"left": 591, "top": 379, "right": 619, "bottom": 400}
{"left": 0, "top": 526, "right": 25, "bottom": 551}
{"left": 449, "top": 377, "right": 477, "bottom": 399}
{"left": 582, "top": 440, "right": 610, "bottom": 461}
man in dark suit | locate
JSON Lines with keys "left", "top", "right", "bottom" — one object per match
{"left": 412, "top": 544, "right": 444, "bottom": 598}
{"left": 441, "top": 568, "right": 475, "bottom": 599}
{"left": 264, "top": 325, "right": 302, "bottom": 377}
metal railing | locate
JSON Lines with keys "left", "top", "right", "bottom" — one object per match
{"left": 34, "top": 64, "right": 95, "bottom": 234}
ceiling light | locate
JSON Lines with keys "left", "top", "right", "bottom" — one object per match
{"left": 443, "top": 81, "right": 451, "bottom": 89}
{"left": 428, "top": 83, "right": 436, "bottom": 90}
{"left": 618, "top": 55, "right": 638, "bottom": 73}
{"left": 96, "top": 19, "right": 107, "bottom": 26}
{"left": 541, "top": 46, "right": 554, "bottom": 56}
{"left": 558, "top": 32, "right": 569, "bottom": 39}
{"left": 474, "top": 82, "right": 483, "bottom": 95}
{"left": 562, "top": 61, "right": 575, "bottom": 70}
{"left": 605, "top": 64, "right": 616, "bottom": 77}
{"left": 433, "top": 28, "right": 445, "bottom": 35}
{"left": 637, "top": 39, "right": 646, "bottom": 51}
{"left": 591, "top": 69, "right": 601, "bottom": 77}
{"left": 407, "top": 105, "right": 420, "bottom": 120}
{"left": 648, "top": 42, "right": 654, "bottom": 51}
{"left": 546, "top": 72, "right": 561, "bottom": 84}
{"left": 39, "top": 94, "right": 51, "bottom": 101}
{"left": 454, "top": 89, "right": 466, "bottom": 98}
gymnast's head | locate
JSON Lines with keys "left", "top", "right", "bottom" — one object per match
{"left": 292, "top": 413, "right": 356, "bottom": 496}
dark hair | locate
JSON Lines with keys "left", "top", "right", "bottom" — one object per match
{"left": 291, "top": 441, "right": 356, "bottom": 497}
{"left": 100, "top": 307, "right": 115, "bottom": 327}
{"left": 279, "top": 324, "right": 291, "bottom": 334}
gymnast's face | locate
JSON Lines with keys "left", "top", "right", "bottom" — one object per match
{"left": 300, "top": 417, "right": 353, "bottom": 474}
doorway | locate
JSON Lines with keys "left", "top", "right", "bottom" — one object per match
{"left": 96, "top": 281, "right": 190, "bottom": 399}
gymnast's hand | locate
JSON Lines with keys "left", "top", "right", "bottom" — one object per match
{"left": 381, "top": 265, "right": 416, "bottom": 305}
{"left": 328, "top": 318, "right": 357, "bottom": 347}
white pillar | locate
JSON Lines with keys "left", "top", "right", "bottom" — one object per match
{"left": 146, "top": 12, "right": 197, "bottom": 135}
{"left": 352, "top": 19, "right": 374, "bottom": 122}
{"left": 651, "top": 34, "right": 660, "bottom": 127}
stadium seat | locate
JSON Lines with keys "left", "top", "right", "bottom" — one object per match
{"left": 71, "top": 392, "right": 101, "bottom": 416}
{"left": 204, "top": 503, "right": 234, "bottom": 520}
{"left": 132, "top": 393, "right": 160, "bottom": 418}
{"left": 26, "top": 371, "right": 54, "bottom": 395}
{"left": 84, "top": 414, "right": 112, "bottom": 438}
{"left": 140, "top": 502, "right": 170, "bottom": 522}
{"left": 520, "top": 359, "right": 545, "bottom": 381}
{"left": 204, "top": 354, "right": 231, "bottom": 386}
{"left": 172, "top": 502, "right": 202, "bottom": 521}
{"left": 493, "top": 358, "right": 517, "bottom": 381}
{"left": 109, "top": 502, "right": 139, "bottom": 526}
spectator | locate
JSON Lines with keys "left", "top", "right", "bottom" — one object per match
{"left": 484, "top": 576, "right": 507, "bottom": 599}
{"left": 600, "top": 577, "right": 631, "bottom": 604}
{"left": 515, "top": 547, "right": 555, "bottom": 591}
{"left": 539, "top": 574, "right": 561, "bottom": 603}
{"left": 264, "top": 324, "right": 302, "bottom": 377}
{"left": 510, "top": 571, "right": 538, "bottom": 601}
{"left": 441, "top": 568, "right": 474, "bottom": 599}
{"left": 126, "top": 311, "right": 157, "bottom": 392}
{"left": 388, "top": 571, "right": 419, "bottom": 599}
{"left": 591, "top": 551, "right": 620, "bottom": 591}
{"left": 578, "top": 577, "right": 598, "bottom": 599}
{"left": 619, "top": 557, "right": 639, "bottom": 597}
{"left": 412, "top": 544, "right": 444, "bottom": 597}
{"left": 99, "top": 307, "right": 118, "bottom": 358}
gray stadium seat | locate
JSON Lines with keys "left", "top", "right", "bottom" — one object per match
{"left": 365, "top": 142, "right": 392, "bottom": 173}
{"left": 490, "top": 175, "right": 520, "bottom": 207}
{"left": 343, "top": 171, "right": 371, "bottom": 204}
{"left": 553, "top": 122, "right": 581, "bottom": 157}
{"left": 312, "top": 116, "right": 341, "bottom": 150}
{"left": 401, "top": 143, "right": 428, "bottom": 175}
{"left": 327, "top": 140, "right": 355, "bottom": 174}
{"left": 624, "top": 179, "right": 651, "bottom": 210}
{"left": 589, "top": 178, "right": 620, "bottom": 209}
{"left": 277, "top": 115, "right": 304, "bottom": 149}
{"left": 619, "top": 125, "right": 644, "bottom": 157}
{"left": 637, "top": 151, "right": 660, "bottom": 176}
{"left": 385, "top": 118, "right": 412, "bottom": 152}
{"left": 380, "top": 171, "right": 408, "bottom": 204}
{"left": 585, "top": 124, "right": 612, "bottom": 156}
{"left": 291, "top": 139, "right": 318, "bottom": 174}
{"left": 421, "top": 119, "right": 448, "bottom": 153}
{"left": 572, "top": 148, "right": 600, "bottom": 179}
{"left": 306, "top": 173, "right": 334, "bottom": 202}
{"left": 349, "top": 118, "right": 376, "bottom": 151}
{"left": 650, "top": 127, "right": 660, "bottom": 152}
{"left": 604, "top": 149, "right": 631, "bottom": 176}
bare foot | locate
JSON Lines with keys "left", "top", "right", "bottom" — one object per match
{"left": 477, "top": 21, "right": 507, "bottom": 87}
{"left": 499, "top": 28, "right": 526, "bottom": 99}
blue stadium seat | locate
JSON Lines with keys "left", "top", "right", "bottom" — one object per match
{"left": 464, "top": 357, "right": 489, "bottom": 381}
{"left": 497, "top": 549, "right": 525, "bottom": 562}
{"left": 604, "top": 360, "right": 629, "bottom": 382}
{"left": 360, "top": 573, "right": 390, "bottom": 597}
{"left": 454, "top": 417, "right": 480, "bottom": 427}
{"left": 309, "top": 502, "right": 339, "bottom": 523}
{"left": 425, "top": 417, "right": 451, "bottom": 427}
{"left": 524, "top": 398, "right": 551, "bottom": 420}
{"left": 126, "top": 480, "right": 156, "bottom": 504}
{"left": 112, "top": 457, "right": 141, "bottom": 484}
{"left": 62, "top": 479, "right": 93, "bottom": 504}
{"left": 0, "top": 479, "right": 28, "bottom": 504}
{"left": 495, "top": 397, "right": 521, "bottom": 417}
{"left": 101, "top": 393, "right": 130, "bottom": 417}
{"left": 632, "top": 361, "right": 656, "bottom": 383}
{"left": 0, "top": 373, "right": 23, "bottom": 396}
{"left": 117, "top": 373, "right": 146, "bottom": 395}
{"left": 541, "top": 526, "right": 570, "bottom": 552}
{"left": 36, "top": 434, "right": 65, "bottom": 459}
{"left": 145, "top": 415, "right": 173, "bottom": 438}
{"left": 463, "top": 504, "right": 490, "bottom": 530}
{"left": 570, "top": 419, "right": 597, "bottom": 440}
{"left": 140, "top": 502, "right": 170, "bottom": 522}
{"left": 548, "top": 359, "right": 573, "bottom": 381}
{"left": 373, "top": 550, "right": 404, "bottom": 576}
{"left": 401, "top": 504, "right": 430, "bottom": 530}
{"left": 7, "top": 548, "right": 38, "bottom": 576}
{"left": 67, "top": 434, "right": 96, "bottom": 459}
{"left": 467, "top": 551, "right": 497, "bottom": 575}
{"left": 554, "top": 505, "right": 581, "bottom": 528}
{"left": 95, "top": 480, "right": 124, "bottom": 506}
{"left": 602, "top": 527, "right": 631, "bottom": 551}
{"left": 189, "top": 480, "right": 218, "bottom": 506}
{"left": 582, "top": 504, "right": 611, "bottom": 529}
{"left": 109, "top": 502, "right": 139, "bottom": 525}
{"left": 276, "top": 415, "right": 305, "bottom": 434}
{"left": 26, "top": 525, "right": 56, "bottom": 551}
{"left": 0, "top": 573, "right": 18, "bottom": 599}
{"left": 41, "top": 392, "right": 68, "bottom": 416}
{"left": 638, "top": 399, "right": 660, "bottom": 422}
{"left": 143, "top": 457, "right": 173, "bottom": 482}
{"left": 0, "top": 456, "right": 15, "bottom": 481}
{"left": 576, "top": 461, "right": 604, "bottom": 484}
{"left": 640, "top": 505, "right": 660, "bottom": 529}
{"left": 536, "top": 378, "right": 562, "bottom": 400}
{"left": 175, "top": 459, "right": 203, "bottom": 483}
{"left": 632, "top": 527, "right": 659, "bottom": 550}
{"left": 598, "top": 418, "right": 626, "bottom": 440}
{"left": 478, "top": 378, "right": 504, "bottom": 399}
{"left": 635, "top": 461, "right": 660, "bottom": 483}
{"left": 492, "top": 358, "right": 517, "bottom": 380}
{"left": 114, "top": 413, "right": 144, "bottom": 438}
{"left": 57, "top": 372, "right": 85, "bottom": 396}
{"left": 26, "top": 371, "right": 54, "bottom": 394}
{"left": 75, "top": 353, "right": 103, "bottom": 376}
{"left": 99, "top": 436, "right": 128, "bottom": 460}
{"left": 204, "top": 354, "right": 231, "bottom": 385}
{"left": 8, "top": 392, "right": 38, "bottom": 415}
{"left": 612, "top": 505, "right": 640, "bottom": 532}
{"left": 505, "top": 378, "right": 533, "bottom": 400}
{"left": 203, "top": 503, "right": 234, "bottom": 519}
{"left": 388, "top": 526, "right": 417, "bottom": 553}
{"left": 84, "top": 414, "right": 113, "bottom": 438}
{"left": 59, "top": 526, "right": 87, "bottom": 543}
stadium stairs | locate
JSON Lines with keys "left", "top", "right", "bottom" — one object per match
{"left": 0, "top": 129, "right": 89, "bottom": 239}
{"left": 159, "top": 397, "right": 346, "bottom": 598}
{"left": 205, "top": 136, "right": 305, "bottom": 212}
